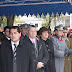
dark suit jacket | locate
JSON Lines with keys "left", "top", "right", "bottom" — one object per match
{"left": 23, "top": 36, "right": 49, "bottom": 72}
{"left": 3, "top": 35, "right": 9, "bottom": 42}
{"left": 42, "top": 38, "right": 56, "bottom": 72}
{"left": 0, "top": 39, "right": 34, "bottom": 72}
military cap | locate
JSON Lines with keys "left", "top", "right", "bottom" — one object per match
{"left": 21, "top": 24, "right": 30, "bottom": 29}
{"left": 54, "top": 24, "right": 63, "bottom": 31}
{"left": 63, "top": 27, "right": 68, "bottom": 33}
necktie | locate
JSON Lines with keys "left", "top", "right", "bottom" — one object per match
{"left": 13, "top": 44, "right": 17, "bottom": 72}
{"left": 32, "top": 40, "right": 36, "bottom": 48}
{"left": 32, "top": 40, "right": 38, "bottom": 58}
{"left": 14, "top": 44, "right": 17, "bottom": 60}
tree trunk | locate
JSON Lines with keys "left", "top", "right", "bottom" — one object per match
{"left": 7, "top": 15, "right": 15, "bottom": 27}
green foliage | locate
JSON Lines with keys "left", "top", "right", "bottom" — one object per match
{"left": 37, "top": 13, "right": 40, "bottom": 18}
{"left": 60, "top": 12, "right": 65, "bottom": 22}
{"left": 51, "top": 13, "right": 54, "bottom": 18}
{"left": 24, "top": 13, "right": 27, "bottom": 16}
{"left": 0, "top": 16, "right": 7, "bottom": 29}
{"left": 32, "top": 14, "right": 35, "bottom": 17}
{"left": 14, "top": 16, "right": 24, "bottom": 24}
{"left": 41, "top": 13, "right": 45, "bottom": 19}
{"left": 42, "top": 14, "right": 51, "bottom": 28}
{"left": 1, "top": 17, "right": 7, "bottom": 26}
{"left": 56, "top": 12, "right": 59, "bottom": 18}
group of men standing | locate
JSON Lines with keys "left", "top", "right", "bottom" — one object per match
{"left": 0, "top": 25, "right": 48, "bottom": 72}
{"left": 0, "top": 24, "right": 72, "bottom": 72}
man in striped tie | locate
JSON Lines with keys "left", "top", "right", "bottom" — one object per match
{"left": 0, "top": 26, "right": 35, "bottom": 72}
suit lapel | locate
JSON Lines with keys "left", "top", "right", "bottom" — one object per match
{"left": 26, "top": 37, "right": 36, "bottom": 50}
{"left": 36, "top": 39, "right": 42, "bottom": 52}
{"left": 7, "top": 40, "right": 13, "bottom": 59}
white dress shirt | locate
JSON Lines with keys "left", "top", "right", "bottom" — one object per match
{"left": 29, "top": 38, "right": 36, "bottom": 43}
{"left": 6, "top": 36, "right": 10, "bottom": 40}
{"left": 29, "top": 38, "right": 37, "bottom": 49}
{"left": 11, "top": 40, "right": 19, "bottom": 52}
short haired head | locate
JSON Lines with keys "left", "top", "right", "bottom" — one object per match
{"left": 4, "top": 26, "right": 10, "bottom": 32}
{"left": 39, "top": 27, "right": 48, "bottom": 35}
{"left": 28, "top": 25, "right": 37, "bottom": 39}
{"left": 10, "top": 26, "right": 20, "bottom": 33}
{"left": 28, "top": 25, "right": 36, "bottom": 31}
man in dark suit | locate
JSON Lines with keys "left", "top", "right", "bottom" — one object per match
{"left": 23, "top": 25, "right": 49, "bottom": 72}
{"left": 0, "top": 26, "right": 34, "bottom": 72}
{"left": 3, "top": 26, "right": 11, "bottom": 41}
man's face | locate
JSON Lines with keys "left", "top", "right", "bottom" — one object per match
{"left": 63, "top": 32, "right": 67, "bottom": 38}
{"left": 55, "top": 30, "right": 63, "bottom": 37}
{"left": 41, "top": 31, "right": 48, "bottom": 39}
{"left": 21, "top": 28, "right": 27, "bottom": 35}
{"left": 4, "top": 29, "right": 10, "bottom": 37}
{"left": 10, "top": 29, "right": 21, "bottom": 43}
{"left": 28, "top": 27, "right": 37, "bottom": 39}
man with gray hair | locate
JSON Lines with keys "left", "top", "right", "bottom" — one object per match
{"left": 23, "top": 25, "right": 48, "bottom": 72}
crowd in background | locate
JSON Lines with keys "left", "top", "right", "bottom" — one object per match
{"left": 0, "top": 24, "right": 72, "bottom": 72}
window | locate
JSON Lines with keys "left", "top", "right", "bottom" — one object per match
{"left": 65, "top": 16, "right": 70, "bottom": 27}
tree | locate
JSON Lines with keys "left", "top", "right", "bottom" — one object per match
{"left": 37, "top": 13, "right": 40, "bottom": 18}
{"left": 1, "top": 16, "right": 7, "bottom": 26}
{"left": 41, "top": 13, "right": 45, "bottom": 19}
{"left": 14, "top": 15, "right": 24, "bottom": 25}
{"left": 60, "top": 12, "right": 65, "bottom": 22}
{"left": 42, "top": 13, "right": 51, "bottom": 28}
{"left": 0, "top": 16, "right": 7, "bottom": 29}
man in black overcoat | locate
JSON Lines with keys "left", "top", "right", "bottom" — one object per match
{"left": 3, "top": 26, "right": 11, "bottom": 42}
{"left": 23, "top": 25, "right": 49, "bottom": 72}
{"left": 0, "top": 26, "right": 34, "bottom": 72}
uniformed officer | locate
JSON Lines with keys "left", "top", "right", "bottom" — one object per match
{"left": 50, "top": 24, "right": 72, "bottom": 72}
{"left": 63, "top": 27, "right": 71, "bottom": 72}
{"left": 19, "top": 24, "right": 29, "bottom": 39}
{"left": 69, "top": 30, "right": 72, "bottom": 72}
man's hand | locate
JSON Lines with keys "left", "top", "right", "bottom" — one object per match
{"left": 37, "top": 62, "right": 44, "bottom": 69}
